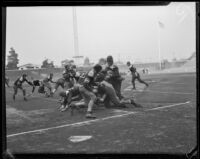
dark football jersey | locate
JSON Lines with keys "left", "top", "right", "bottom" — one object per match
{"left": 129, "top": 65, "right": 136, "bottom": 73}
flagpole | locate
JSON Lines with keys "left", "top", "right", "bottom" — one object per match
{"left": 157, "top": 21, "right": 162, "bottom": 70}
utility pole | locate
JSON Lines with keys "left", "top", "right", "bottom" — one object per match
{"left": 73, "top": 7, "right": 79, "bottom": 57}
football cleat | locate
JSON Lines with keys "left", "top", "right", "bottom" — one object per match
{"left": 59, "top": 105, "right": 65, "bottom": 110}
{"left": 60, "top": 105, "right": 69, "bottom": 112}
{"left": 86, "top": 112, "right": 96, "bottom": 119}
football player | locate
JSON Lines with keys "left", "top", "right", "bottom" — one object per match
{"left": 58, "top": 84, "right": 82, "bottom": 112}
{"left": 79, "top": 64, "right": 102, "bottom": 118}
{"left": 5, "top": 75, "right": 10, "bottom": 87}
{"left": 104, "top": 55, "right": 124, "bottom": 99}
{"left": 13, "top": 74, "right": 33, "bottom": 101}
{"left": 127, "top": 61, "right": 148, "bottom": 89}
{"left": 95, "top": 72, "right": 142, "bottom": 108}
{"left": 41, "top": 73, "right": 56, "bottom": 97}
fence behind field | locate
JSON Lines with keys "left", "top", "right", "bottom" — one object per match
{"left": 5, "top": 66, "right": 92, "bottom": 82}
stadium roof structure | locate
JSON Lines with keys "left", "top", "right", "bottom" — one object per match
{"left": 72, "top": 56, "right": 84, "bottom": 58}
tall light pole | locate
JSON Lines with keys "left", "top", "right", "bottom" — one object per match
{"left": 157, "top": 21, "right": 162, "bottom": 70}
{"left": 72, "top": 7, "right": 83, "bottom": 66}
{"left": 73, "top": 7, "right": 79, "bottom": 56}
{"left": 157, "top": 20, "right": 164, "bottom": 70}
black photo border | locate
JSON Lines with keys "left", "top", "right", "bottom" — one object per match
{"left": 1, "top": 1, "right": 199, "bottom": 159}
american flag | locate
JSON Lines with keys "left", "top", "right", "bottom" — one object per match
{"left": 158, "top": 21, "right": 165, "bottom": 28}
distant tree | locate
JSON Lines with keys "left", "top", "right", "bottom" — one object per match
{"left": 84, "top": 57, "right": 90, "bottom": 66}
{"left": 49, "top": 61, "right": 54, "bottom": 68}
{"left": 41, "top": 59, "right": 48, "bottom": 68}
{"left": 69, "top": 60, "right": 74, "bottom": 63}
{"left": 61, "top": 59, "right": 74, "bottom": 67}
{"left": 98, "top": 58, "right": 106, "bottom": 65}
{"left": 7, "top": 47, "right": 19, "bottom": 70}
{"left": 41, "top": 59, "right": 54, "bottom": 68}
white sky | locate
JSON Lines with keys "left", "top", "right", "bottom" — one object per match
{"left": 6, "top": 2, "right": 196, "bottom": 66}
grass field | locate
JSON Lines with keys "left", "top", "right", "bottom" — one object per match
{"left": 5, "top": 72, "right": 196, "bottom": 155}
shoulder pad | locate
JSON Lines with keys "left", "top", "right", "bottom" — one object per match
{"left": 65, "top": 90, "right": 69, "bottom": 96}
{"left": 88, "top": 70, "right": 94, "bottom": 77}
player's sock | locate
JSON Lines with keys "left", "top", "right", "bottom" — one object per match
{"left": 24, "top": 97, "right": 27, "bottom": 101}
{"left": 13, "top": 95, "right": 15, "bottom": 101}
{"left": 50, "top": 92, "right": 54, "bottom": 97}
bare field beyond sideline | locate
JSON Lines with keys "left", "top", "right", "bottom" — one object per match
{"left": 5, "top": 72, "right": 196, "bottom": 154}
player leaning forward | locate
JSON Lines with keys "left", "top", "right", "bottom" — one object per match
{"left": 78, "top": 64, "right": 102, "bottom": 118}
{"left": 58, "top": 71, "right": 142, "bottom": 114}
{"left": 126, "top": 61, "right": 148, "bottom": 89}
{"left": 13, "top": 74, "right": 33, "bottom": 101}
{"left": 41, "top": 73, "right": 56, "bottom": 97}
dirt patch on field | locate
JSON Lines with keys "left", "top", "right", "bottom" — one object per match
{"left": 6, "top": 106, "right": 54, "bottom": 125}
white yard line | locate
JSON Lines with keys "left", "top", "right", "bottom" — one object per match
{"left": 135, "top": 90, "right": 195, "bottom": 95}
{"left": 6, "top": 105, "right": 33, "bottom": 121}
{"left": 7, "top": 101, "right": 190, "bottom": 138}
{"left": 145, "top": 101, "right": 190, "bottom": 111}
{"left": 158, "top": 82, "right": 187, "bottom": 85}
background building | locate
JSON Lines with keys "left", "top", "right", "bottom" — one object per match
{"left": 18, "top": 63, "right": 41, "bottom": 70}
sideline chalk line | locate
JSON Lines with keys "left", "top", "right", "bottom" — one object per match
{"left": 7, "top": 101, "right": 190, "bottom": 138}
{"left": 135, "top": 90, "right": 195, "bottom": 95}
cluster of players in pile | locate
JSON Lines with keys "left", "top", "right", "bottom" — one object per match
{"left": 6, "top": 56, "right": 149, "bottom": 119}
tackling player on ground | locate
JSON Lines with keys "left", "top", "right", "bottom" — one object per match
{"left": 95, "top": 72, "right": 142, "bottom": 108}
